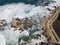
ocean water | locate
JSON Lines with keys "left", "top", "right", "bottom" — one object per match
{"left": 0, "top": 0, "right": 60, "bottom": 45}
{"left": 0, "top": 0, "right": 54, "bottom": 6}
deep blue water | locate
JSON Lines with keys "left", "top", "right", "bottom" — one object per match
{"left": 0, "top": 0, "right": 55, "bottom": 6}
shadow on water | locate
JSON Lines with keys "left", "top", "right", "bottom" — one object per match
{"left": 0, "top": 0, "right": 55, "bottom": 6}
{"left": 53, "top": 13, "right": 60, "bottom": 38}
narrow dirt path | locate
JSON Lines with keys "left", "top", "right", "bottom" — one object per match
{"left": 45, "top": 7, "right": 60, "bottom": 45}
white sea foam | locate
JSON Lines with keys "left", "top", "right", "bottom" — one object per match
{"left": 0, "top": 33, "right": 6, "bottom": 45}
{"left": 0, "top": 2, "right": 53, "bottom": 45}
{"left": 0, "top": 3, "right": 51, "bottom": 23}
{"left": 0, "top": 0, "right": 60, "bottom": 45}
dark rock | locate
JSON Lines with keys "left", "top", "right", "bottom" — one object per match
{"left": 41, "top": 42, "right": 48, "bottom": 45}
{"left": 39, "top": 43, "right": 41, "bottom": 45}
{"left": 35, "top": 43, "right": 38, "bottom": 45}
